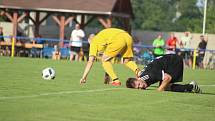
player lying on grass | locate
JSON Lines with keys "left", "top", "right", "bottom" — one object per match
{"left": 126, "top": 54, "right": 202, "bottom": 93}
{"left": 80, "top": 28, "right": 140, "bottom": 86}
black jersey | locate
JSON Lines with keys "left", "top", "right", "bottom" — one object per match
{"left": 139, "top": 54, "right": 184, "bottom": 87}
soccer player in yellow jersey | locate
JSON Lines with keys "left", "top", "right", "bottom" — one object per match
{"left": 80, "top": 28, "right": 140, "bottom": 86}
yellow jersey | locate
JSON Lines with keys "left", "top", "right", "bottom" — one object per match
{"left": 89, "top": 28, "right": 127, "bottom": 56}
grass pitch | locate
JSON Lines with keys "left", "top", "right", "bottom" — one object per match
{"left": 0, "top": 57, "right": 215, "bottom": 121}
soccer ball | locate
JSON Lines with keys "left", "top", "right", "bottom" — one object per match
{"left": 42, "top": 67, "right": 55, "bottom": 80}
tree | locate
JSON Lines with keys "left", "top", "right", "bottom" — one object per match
{"left": 206, "top": 0, "right": 215, "bottom": 33}
{"left": 174, "top": 0, "right": 215, "bottom": 34}
{"left": 131, "top": 0, "right": 215, "bottom": 34}
{"left": 132, "top": 0, "right": 178, "bottom": 31}
{"left": 174, "top": 0, "right": 203, "bottom": 33}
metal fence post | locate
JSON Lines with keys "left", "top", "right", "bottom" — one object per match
{"left": 11, "top": 37, "right": 15, "bottom": 57}
{"left": 192, "top": 49, "right": 197, "bottom": 70}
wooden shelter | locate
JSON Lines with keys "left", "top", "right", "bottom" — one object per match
{"left": 0, "top": 0, "right": 134, "bottom": 49}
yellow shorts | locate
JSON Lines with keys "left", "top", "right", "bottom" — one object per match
{"left": 104, "top": 33, "right": 134, "bottom": 58}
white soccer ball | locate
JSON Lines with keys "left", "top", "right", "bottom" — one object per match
{"left": 42, "top": 67, "right": 55, "bottom": 80}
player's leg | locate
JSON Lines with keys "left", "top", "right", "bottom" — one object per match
{"left": 123, "top": 58, "right": 140, "bottom": 77}
{"left": 121, "top": 33, "right": 140, "bottom": 77}
{"left": 167, "top": 83, "right": 193, "bottom": 92}
{"left": 102, "top": 55, "right": 121, "bottom": 86}
{"left": 189, "top": 81, "right": 202, "bottom": 93}
{"left": 167, "top": 81, "right": 202, "bottom": 93}
{"left": 102, "top": 36, "right": 129, "bottom": 86}
{"left": 102, "top": 42, "right": 126, "bottom": 86}
{"left": 104, "top": 72, "right": 111, "bottom": 84}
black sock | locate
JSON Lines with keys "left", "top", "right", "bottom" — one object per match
{"left": 170, "top": 84, "right": 193, "bottom": 92}
{"left": 113, "top": 78, "right": 119, "bottom": 81}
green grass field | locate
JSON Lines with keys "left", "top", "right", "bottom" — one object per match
{"left": 0, "top": 57, "right": 215, "bottom": 121}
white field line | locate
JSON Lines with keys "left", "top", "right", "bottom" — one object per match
{"left": 0, "top": 85, "right": 214, "bottom": 100}
{"left": 0, "top": 88, "right": 125, "bottom": 100}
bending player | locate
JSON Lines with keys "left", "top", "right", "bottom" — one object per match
{"left": 80, "top": 28, "right": 140, "bottom": 86}
{"left": 126, "top": 54, "right": 202, "bottom": 93}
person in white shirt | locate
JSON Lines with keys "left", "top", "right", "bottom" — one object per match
{"left": 180, "top": 31, "right": 192, "bottom": 67}
{"left": 70, "top": 24, "right": 85, "bottom": 61}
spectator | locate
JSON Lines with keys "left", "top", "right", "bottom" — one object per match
{"left": 87, "top": 33, "right": 95, "bottom": 44}
{"left": 196, "top": 35, "right": 207, "bottom": 68}
{"left": 180, "top": 31, "right": 192, "bottom": 67}
{"left": 4, "top": 46, "right": 11, "bottom": 56}
{"left": 80, "top": 34, "right": 94, "bottom": 61}
{"left": 70, "top": 24, "right": 85, "bottom": 61}
{"left": 52, "top": 45, "right": 61, "bottom": 60}
{"left": 166, "top": 32, "right": 178, "bottom": 54}
{"left": 30, "top": 35, "right": 44, "bottom": 58}
{"left": 0, "top": 27, "right": 5, "bottom": 55}
{"left": 152, "top": 33, "right": 165, "bottom": 57}
{"left": 0, "top": 27, "right": 11, "bottom": 56}
{"left": 133, "top": 39, "right": 142, "bottom": 56}
{"left": 0, "top": 27, "right": 4, "bottom": 42}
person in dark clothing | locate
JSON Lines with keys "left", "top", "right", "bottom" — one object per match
{"left": 197, "top": 35, "right": 207, "bottom": 68}
{"left": 126, "top": 54, "right": 202, "bottom": 93}
{"left": 0, "top": 27, "right": 5, "bottom": 42}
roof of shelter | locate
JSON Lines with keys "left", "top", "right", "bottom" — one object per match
{"left": 0, "top": 0, "right": 133, "bottom": 18}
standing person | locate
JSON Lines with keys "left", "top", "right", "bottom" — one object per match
{"left": 166, "top": 32, "right": 178, "bottom": 54}
{"left": 152, "top": 34, "right": 165, "bottom": 57}
{"left": 0, "top": 27, "right": 4, "bottom": 55}
{"left": 52, "top": 45, "right": 61, "bottom": 60}
{"left": 0, "top": 27, "right": 5, "bottom": 42}
{"left": 197, "top": 35, "right": 208, "bottom": 68}
{"left": 126, "top": 54, "right": 202, "bottom": 93}
{"left": 79, "top": 34, "right": 93, "bottom": 62}
{"left": 180, "top": 31, "right": 192, "bottom": 67}
{"left": 80, "top": 28, "right": 140, "bottom": 86}
{"left": 70, "top": 24, "right": 85, "bottom": 61}
{"left": 0, "top": 27, "right": 5, "bottom": 56}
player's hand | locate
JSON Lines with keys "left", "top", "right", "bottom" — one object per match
{"left": 137, "top": 77, "right": 143, "bottom": 81}
{"left": 80, "top": 78, "right": 86, "bottom": 84}
{"left": 135, "top": 68, "right": 141, "bottom": 78}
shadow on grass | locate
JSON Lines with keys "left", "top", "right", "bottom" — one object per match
{"left": 200, "top": 92, "right": 215, "bottom": 95}
{"left": 148, "top": 86, "right": 215, "bottom": 95}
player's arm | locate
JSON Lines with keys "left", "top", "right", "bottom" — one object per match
{"left": 205, "top": 33, "right": 208, "bottom": 42}
{"left": 80, "top": 56, "right": 95, "bottom": 84}
{"left": 80, "top": 42, "right": 97, "bottom": 84}
{"left": 157, "top": 73, "right": 172, "bottom": 91}
{"left": 77, "top": 30, "right": 85, "bottom": 38}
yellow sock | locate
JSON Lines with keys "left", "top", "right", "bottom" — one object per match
{"left": 102, "top": 61, "right": 118, "bottom": 81}
{"left": 124, "top": 61, "right": 139, "bottom": 73}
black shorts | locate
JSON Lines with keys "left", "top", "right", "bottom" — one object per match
{"left": 143, "top": 54, "right": 184, "bottom": 86}
{"left": 159, "top": 55, "right": 184, "bottom": 84}
{"left": 197, "top": 54, "right": 205, "bottom": 64}
{"left": 181, "top": 51, "right": 191, "bottom": 59}
{"left": 70, "top": 46, "right": 81, "bottom": 53}
{"left": 168, "top": 56, "right": 183, "bottom": 83}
